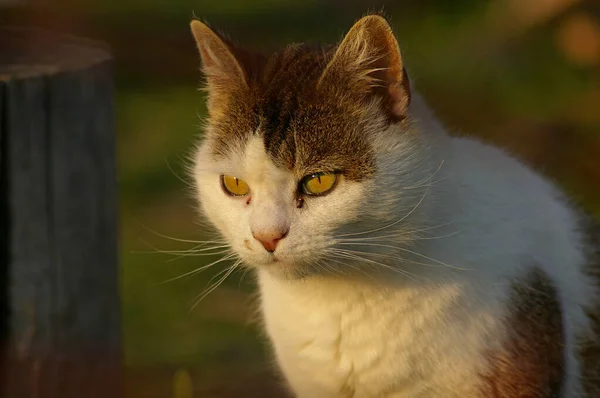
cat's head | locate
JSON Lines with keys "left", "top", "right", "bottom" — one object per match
{"left": 190, "top": 15, "right": 436, "bottom": 279}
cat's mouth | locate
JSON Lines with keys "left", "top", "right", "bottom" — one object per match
{"left": 264, "top": 252, "right": 280, "bottom": 264}
{"left": 242, "top": 239, "right": 285, "bottom": 263}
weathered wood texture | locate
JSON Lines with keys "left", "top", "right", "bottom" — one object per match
{"left": 0, "top": 28, "right": 121, "bottom": 397}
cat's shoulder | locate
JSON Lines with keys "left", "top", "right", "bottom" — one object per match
{"left": 445, "top": 135, "right": 562, "bottom": 208}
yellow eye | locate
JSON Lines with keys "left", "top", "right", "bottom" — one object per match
{"left": 301, "top": 172, "right": 338, "bottom": 196}
{"left": 221, "top": 175, "right": 250, "bottom": 196}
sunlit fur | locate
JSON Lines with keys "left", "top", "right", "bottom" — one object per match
{"left": 191, "top": 15, "right": 599, "bottom": 398}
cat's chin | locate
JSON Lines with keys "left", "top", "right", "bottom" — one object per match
{"left": 242, "top": 256, "right": 318, "bottom": 280}
{"left": 266, "top": 265, "right": 325, "bottom": 280}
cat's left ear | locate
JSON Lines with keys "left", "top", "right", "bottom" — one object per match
{"left": 318, "top": 15, "right": 411, "bottom": 121}
{"left": 190, "top": 20, "right": 247, "bottom": 117}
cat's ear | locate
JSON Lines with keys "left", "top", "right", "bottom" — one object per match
{"left": 190, "top": 20, "right": 247, "bottom": 116}
{"left": 318, "top": 15, "right": 411, "bottom": 121}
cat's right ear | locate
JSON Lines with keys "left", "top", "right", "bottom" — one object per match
{"left": 317, "top": 15, "right": 411, "bottom": 122}
{"left": 190, "top": 20, "right": 247, "bottom": 116}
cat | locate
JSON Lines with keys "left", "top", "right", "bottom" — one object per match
{"left": 188, "top": 14, "right": 599, "bottom": 398}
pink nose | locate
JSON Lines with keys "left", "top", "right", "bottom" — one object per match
{"left": 252, "top": 229, "right": 288, "bottom": 252}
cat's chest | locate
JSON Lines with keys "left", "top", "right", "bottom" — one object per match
{"left": 258, "top": 273, "right": 499, "bottom": 397}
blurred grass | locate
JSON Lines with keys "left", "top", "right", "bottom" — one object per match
{"left": 118, "top": 86, "right": 201, "bottom": 203}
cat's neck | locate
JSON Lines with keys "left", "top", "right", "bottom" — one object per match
{"left": 256, "top": 259, "right": 475, "bottom": 314}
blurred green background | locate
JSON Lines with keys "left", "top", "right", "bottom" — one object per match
{"left": 2, "top": 0, "right": 599, "bottom": 396}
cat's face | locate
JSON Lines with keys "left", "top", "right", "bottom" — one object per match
{"left": 194, "top": 135, "right": 371, "bottom": 279}
{"left": 191, "top": 16, "right": 430, "bottom": 279}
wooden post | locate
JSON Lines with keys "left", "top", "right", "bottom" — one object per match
{"left": 0, "top": 28, "right": 121, "bottom": 397}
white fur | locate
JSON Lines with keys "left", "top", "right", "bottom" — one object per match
{"left": 193, "top": 93, "right": 597, "bottom": 397}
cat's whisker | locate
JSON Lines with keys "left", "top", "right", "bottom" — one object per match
{"left": 331, "top": 246, "right": 453, "bottom": 270}
{"left": 376, "top": 158, "right": 444, "bottom": 191}
{"left": 331, "top": 244, "right": 439, "bottom": 270}
{"left": 164, "top": 157, "right": 194, "bottom": 188}
{"left": 165, "top": 248, "right": 232, "bottom": 263}
{"left": 403, "top": 176, "right": 446, "bottom": 191}
{"left": 177, "top": 244, "right": 231, "bottom": 253}
{"left": 321, "top": 254, "right": 354, "bottom": 277}
{"left": 134, "top": 237, "right": 232, "bottom": 264}
{"left": 324, "top": 263, "right": 347, "bottom": 277}
{"left": 158, "top": 252, "right": 237, "bottom": 284}
{"left": 236, "top": 264, "right": 254, "bottom": 290}
{"left": 201, "top": 260, "right": 238, "bottom": 290}
{"left": 189, "top": 259, "right": 241, "bottom": 311}
{"left": 336, "top": 183, "right": 431, "bottom": 238}
{"left": 330, "top": 247, "right": 416, "bottom": 267}
{"left": 330, "top": 250, "right": 430, "bottom": 284}
{"left": 321, "top": 254, "right": 377, "bottom": 280}
{"left": 336, "top": 242, "right": 471, "bottom": 271}
{"left": 335, "top": 256, "right": 429, "bottom": 285}
{"left": 137, "top": 221, "right": 226, "bottom": 245}
{"left": 401, "top": 160, "right": 446, "bottom": 191}
{"left": 336, "top": 232, "right": 412, "bottom": 243}
{"left": 337, "top": 223, "right": 456, "bottom": 243}
{"left": 133, "top": 244, "right": 231, "bottom": 256}
{"left": 313, "top": 259, "right": 338, "bottom": 277}
{"left": 411, "top": 231, "right": 460, "bottom": 241}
